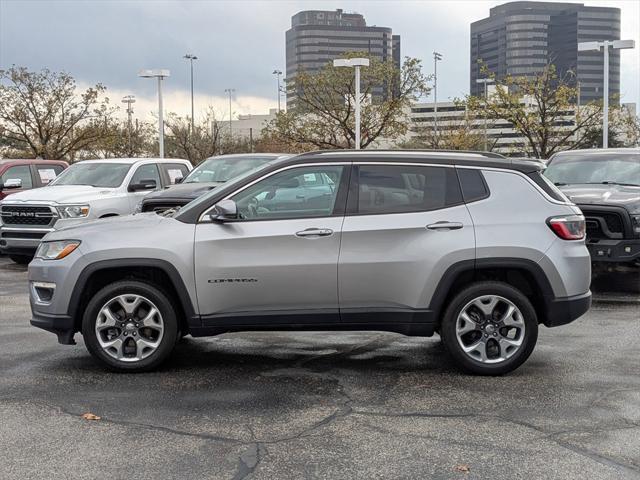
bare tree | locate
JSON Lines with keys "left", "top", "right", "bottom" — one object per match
{"left": 262, "top": 54, "right": 430, "bottom": 149}
{"left": 465, "top": 64, "right": 603, "bottom": 159}
{"left": 0, "top": 66, "right": 114, "bottom": 160}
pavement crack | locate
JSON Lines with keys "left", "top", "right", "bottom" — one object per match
{"left": 231, "top": 443, "right": 262, "bottom": 480}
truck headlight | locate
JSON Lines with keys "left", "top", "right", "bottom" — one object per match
{"left": 35, "top": 240, "right": 81, "bottom": 260}
{"left": 632, "top": 215, "right": 640, "bottom": 237}
{"left": 57, "top": 205, "right": 90, "bottom": 218}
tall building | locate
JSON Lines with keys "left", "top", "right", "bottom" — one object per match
{"left": 285, "top": 9, "right": 400, "bottom": 109}
{"left": 470, "top": 2, "right": 621, "bottom": 104}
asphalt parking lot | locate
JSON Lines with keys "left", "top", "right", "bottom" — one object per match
{"left": 1, "top": 256, "right": 639, "bottom": 480}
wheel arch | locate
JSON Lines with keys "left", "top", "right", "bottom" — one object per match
{"left": 68, "top": 258, "right": 198, "bottom": 334}
{"left": 428, "top": 258, "right": 555, "bottom": 327}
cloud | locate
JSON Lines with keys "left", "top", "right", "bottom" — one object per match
{"left": 1, "top": 0, "right": 638, "bottom": 111}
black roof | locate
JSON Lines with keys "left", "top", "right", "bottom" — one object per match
{"left": 283, "top": 150, "right": 543, "bottom": 174}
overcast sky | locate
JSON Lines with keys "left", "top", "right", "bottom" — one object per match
{"left": 1, "top": 0, "right": 638, "bottom": 122}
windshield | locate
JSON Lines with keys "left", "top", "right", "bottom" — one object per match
{"left": 184, "top": 156, "right": 273, "bottom": 184}
{"left": 544, "top": 153, "right": 640, "bottom": 187}
{"left": 50, "top": 162, "right": 132, "bottom": 188}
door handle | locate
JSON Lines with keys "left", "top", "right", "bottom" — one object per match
{"left": 426, "top": 221, "right": 463, "bottom": 231}
{"left": 295, "top": 228, "right": 333, "bottom": 237}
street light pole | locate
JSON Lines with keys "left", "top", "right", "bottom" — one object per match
{"left": 475, "top": 78, "right": 494, "bottom": 151}
{"left": 138, "top": 69, "right": 170, "bottom": 158}
{"left": 183, "top": 54, "right": 198, "bottom": 131}
{"left": 578, "top": 39, "right": 635, "bottom": 148}
{"left": 433, "top": 52, "right": 442, "bottom": 142}
{"left": 224, "top": 88, "right": 235, "bottom": 137}
{"left": 121, "top": 95, "right": 136, "bottom": 153}
{"left": 273, "top": 70, "right": 282, "bottom": 112}
{"left": 333, "top": 58, "right": 370, "bottom": 149}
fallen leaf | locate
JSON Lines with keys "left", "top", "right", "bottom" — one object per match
{"left": 454, "top": 464, "right": 470, "bottom": 473}
{"left": 81, "top": 412, "right": 101, "bottom": 421}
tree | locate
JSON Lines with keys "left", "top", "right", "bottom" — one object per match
{"left": 163, "top": 108, "right": 227, "bottom": 163}
{"left": 398, "top": 104, "right": 496, "bottom": 151}
{"left": 465, "top": 64, "right": 603, "bottom": 159}
{"left": 262, "top": 53, "right": 430, "bottom": 149}
{"left": 85, "top": 118, "right": 156, "bottom": 159}
{"left": 0, "top": 66, "right": 114, "bottom": 160}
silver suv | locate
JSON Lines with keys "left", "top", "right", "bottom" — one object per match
{"left": 28, "top": 151, "right": 592, "bottom": 375}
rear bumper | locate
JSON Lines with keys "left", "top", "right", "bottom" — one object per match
{"left": 586, "top": 239, "right": 640, "bottom": 264}
{"left": 542, "top": 291, "right": 592, "bottom": 328}
{"left": 31, "top": 312, "right": 76, "bottom": 345}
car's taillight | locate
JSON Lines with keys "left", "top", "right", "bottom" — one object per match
{"left": 547, "top": 215, "right": 586, "bottom": 240}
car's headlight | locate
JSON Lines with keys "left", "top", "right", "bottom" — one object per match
{"left": 35, "top": 240, "right": 81, "bottom": 260}
{"left": 632, "top": 214, "right": 640, "bottom": 237}
{"left": 57, "top": 205, "right": 90, "bottom": 218}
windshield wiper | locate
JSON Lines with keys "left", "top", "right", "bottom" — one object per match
{"left": 584, "top": 181, "right": 640, "bottom": 187}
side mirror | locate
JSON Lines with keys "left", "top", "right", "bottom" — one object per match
{"left": 129, "top": 179, "right": 157, "bottom": 192}
{"left": 209, "top": 199, "right": 238, "bottom": 222}
{"left": 0, "top": 178, "right": 22, "bottom": 191}
{"left": 278, "top": 178, "right": 300, "bottom": 189}
{"left": 174, "top": 177, "right": 183, "bottom": 184}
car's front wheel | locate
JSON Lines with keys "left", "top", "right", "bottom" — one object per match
{"left": 82, "top": 280, "right": 178, "bottom": 372}
{"left": 440, "top": 281, "right": 538, "bottom": 375}
{"left": 9, "top": 254, "right": 32, "bottom": 265}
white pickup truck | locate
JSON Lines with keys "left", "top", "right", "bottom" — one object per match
{"left": 0, "top": 158, "right": 191, "bottom": 264}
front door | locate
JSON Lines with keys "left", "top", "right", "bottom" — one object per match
{"left": 338, "top": 163, "right": 475, "bottom": 322}
{"left": 194, "top": 164, "right": 349, "bottom": 325}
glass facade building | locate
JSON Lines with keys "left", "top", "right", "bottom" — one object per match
{"left": 285, "top": 9, "right": 401, "bottom": 109}
{"left": 470, "top": 2, "right": 621, "bottom": 104}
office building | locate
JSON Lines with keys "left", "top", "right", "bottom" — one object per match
{"left": 285, "top": 9, "right": 400, "bottom": 108}
{"left": 470, "top": 2, "right": 621, "bottom": 104}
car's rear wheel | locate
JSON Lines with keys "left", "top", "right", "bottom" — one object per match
{"left": 82, "top": 280, "right": 178, "bottom": 372}
{"left": 440, "top": 281, "right": 538, "bottom": 375}
{"left": 9, "top": 254, "right": 32, "bottom": 265}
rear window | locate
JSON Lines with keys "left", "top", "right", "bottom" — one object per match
{"left": 527, "top": 171, "right": 568, "bottom": 202}
{"left": 457, "top": 168, "right": 489, "bottom": 202}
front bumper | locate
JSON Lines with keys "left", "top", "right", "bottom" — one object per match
{"left": 31, "top": 312, "right": 76, "bottom": 344}
{"left": 542, "top": 291, "right": 592, "bottom": 327}
{"left": 0, "top": 226, "right": 54, "bottom": 253}
{"left": 586, "top": 238, "right": 640, "bottom": 264}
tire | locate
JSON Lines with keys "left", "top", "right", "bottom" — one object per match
{"left": 440, "top": 281, "right": 538, "bottom": 376}
{"left": 9, "top": 254, "right": 32, "bottom": 265}
{"left": 81, "top": 280, "right": 179, "bottom": 372}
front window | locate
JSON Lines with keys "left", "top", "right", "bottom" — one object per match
{"left": 544, "top": 153, "right": 640, "bottom": 187}
{"left": 231, "top": 166, "right": 344, "bottom": 220}
{"left": 50, "top": 162, "right": 132, "bottom": 188}
{"left": 184, "top": 156, "right": 273, "bottom": 184}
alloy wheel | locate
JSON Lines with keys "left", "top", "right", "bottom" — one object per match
{"left": 455, "top": 295, "right": 526, "bottom": 364}
{"left": 94, "top": 294, "right": 164, "bottom": 362}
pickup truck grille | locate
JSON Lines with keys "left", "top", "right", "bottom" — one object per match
{"left": 141, "top": 201, "right": 188, "bottom": 214}
{"left": 0, "top": 205, "right": 56, "bottom": 226}
{"left": 580, "top": 208, "right": 625, "bottom": 240}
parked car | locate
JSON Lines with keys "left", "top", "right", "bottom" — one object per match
{"left": 28, "top": 150, "right": 591, "bottom": 375}
{"left": 139, "top": 153, "right": 288, "bottom": 214}
{"left": 0, "top": 158, "right": 191, "bottom": 264}
{"left": 0, "top": 159, "right": 68, "bottom": 200}
{"left": 544, "top": 148, "right": 640, "bottom": 281}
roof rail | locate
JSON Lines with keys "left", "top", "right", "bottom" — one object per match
{"left": 295, "top": 149, "right": 507, "bottom": 159}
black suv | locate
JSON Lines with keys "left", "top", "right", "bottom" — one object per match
{"left": 140, "top": 153, "right": 287, "bottom": 214}
{"left": 545, "top": 148, "right": 640, "bottom": 282}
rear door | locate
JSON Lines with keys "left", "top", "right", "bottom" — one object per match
{"left": 338, "top": 162, "right": 475, "bottom": 323}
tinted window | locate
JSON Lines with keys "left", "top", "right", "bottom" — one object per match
{"left": 130, "top": 164, "right": 161, "bottom": 189}
{"left": 36, "top": 164, "right": 64, "bottom": 185}
{"left": 356, "top": 165, "right": 462, "bottom": 214}
{"left": 457, "top": 168, "right": 489, "bottom": 202}
{"left": 51, "top": 162, "right": 131, "bottom": 188}
{"left": 232, "top": 166, "right": 344, "bottom": 220}
{"left": 1, "top": 165, "right": 32, "bottom": 188}
{"left": 163, "top": 163, "right": 189, "bottom": 184}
